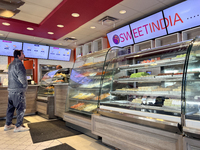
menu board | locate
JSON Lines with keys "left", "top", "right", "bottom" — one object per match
{"left": 130, "top": 12, "right": 167, "bottom": 43}
{"left": 23, "top": 43, "right": 49, "bottom": 59}
{"left": 163, "top": 0, "right": 200, "bottom": 34}
{"left": 48, "top": 47, "right": 71, "bottom": 61}
{"left": 0, "top": 40, "right": 22, "bottom": 56}
{"left": 107, "top": 25, "right": 134, "bottom": 47}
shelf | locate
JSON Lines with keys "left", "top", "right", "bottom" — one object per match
{"left": 75, "top": 87, "right": 109, "bottom": 91}
{"left": 116, "top": 75, "right": 183, "bottom": 83}
{"left": 119, "top": 56, "right": 199, "bottom": 70}
{"left": 69, "top": 108, "right": 92, "bottom": 115}
{"left": 75, "top": 62, "right": 104, "bottom": 70}
{"left": 69, "top": 98, "right": 98, "bottom": 103}
{"left": 101, "top": 100, "right": 181, "bottom": 113}
{"left": 110, "top": 91, "right": 181, "bottom": 99}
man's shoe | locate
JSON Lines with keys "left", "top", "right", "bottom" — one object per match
{"left": 4, "top": 124, "right": 15, "bottom": 131}
{"left": 14, "top": 125, "right": 29, "bottom": 132}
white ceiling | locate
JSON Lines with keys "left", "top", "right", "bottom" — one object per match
{"left": 0, "top": 0, "right": 184, "bottom": 49}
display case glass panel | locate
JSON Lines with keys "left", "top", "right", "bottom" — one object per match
{"left": 67, "top": 48, "right": 119, "bottom": 115}
{"left": 184, "top": 36, "right": 200, "bottom": 129}
{"left": 38, "top": 68, "right": 70, "bottom": 97}
{"left": 99, "top": 42, "right": 191, "bottom": 123}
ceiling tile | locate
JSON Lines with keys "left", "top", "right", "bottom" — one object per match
{"left": 72, "top": 28, "right": 98, "bottom": 36}
{"left": 61, "top": 33, "right": 86, "bottom": 41}
{"left": 89, "top": 13, "right": 107, "bottom": 23}
{"left": 120, "top": 0, "right": 160, "bottom": 12}
{"left": 39, "top": 39, "right": 71, "bottom": 47}
{"left": 13, "top": 12, "right": 44, "bottom": 24}
{"left": 103, "top": 3, "right": 138, "bottom": 20}
{"left": 23, "top": 0, "right": 62, "bottom": 9}
{"left": 6, "top": 32, "right": 44, "bottom": 43}
{"left": 18, "top": 2, "right": 52, "bottom": 18}
{"left": 159, "top": 0, "right": 184, "bottom": 6}
{"left": 119, "top": 12, "right": 143, "bottom": 25}
{"left": 141, "top": 2, "right": 166, "bottom": 15}
{"left": 0, "top": 30, "right": 9, "bottom": 39}
{"left": 79, "top": 21, "right": 107, "bottom": 31}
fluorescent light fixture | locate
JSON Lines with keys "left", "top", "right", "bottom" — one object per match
{"left": 59, "top": 43, "right": 62, "bottom": 45}
{"left": 119, "top": 10, "right": 126, "bottom": 14}
{"left": 57, "top": 24, "right": 64, "bottom": 28}
{"left": 71, "top": 37, "right": 76, "bottom": 38}
{"left": 48, "top": 32, "right": 54, "bottom": 35}
{"left": 72, "top": 13, "right": 80, "bottom": 17}
{"left": 0, "top": 33, "right": 3, "bottom": 36}
{"left": 2, "top": 22, "right": 10, "bottom": 26}
{"left": 27, "top": 27, "right": 34, "bottom": 30}
{"left": 90, "top": 26, "right": 96, "bottom": 29}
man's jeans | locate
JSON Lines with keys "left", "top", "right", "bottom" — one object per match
{"left": 6, "top": 91, "right": 26, "bottom": 127}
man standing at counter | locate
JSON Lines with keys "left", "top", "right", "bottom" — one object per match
{"left": 4, "top": 50, "right": 29, "bottom": 132}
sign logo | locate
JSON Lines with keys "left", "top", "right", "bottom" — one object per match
{"left": 113, "top": 34, "right": 120, "bottom": 44}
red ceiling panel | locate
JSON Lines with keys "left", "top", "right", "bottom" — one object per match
{"left": 0, "top": 0, "right": 122, "bottom": 40}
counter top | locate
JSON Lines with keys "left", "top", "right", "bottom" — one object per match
{"left": 53, "top": 83, "right": 69, "bottom": 86}
{"left": 0, "top": 85, "right": 39, "bottom": 88}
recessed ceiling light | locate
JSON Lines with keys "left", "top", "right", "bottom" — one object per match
{"left": 27, "top": 27, "right": 34, "bottom": 30}
{"left": 59, "top": 43, "right": 62, "bottom": 45}
{"left": 72, "top": 13, "right": 80, "bottom": 17}
{"left": 90, "top": 26, "right": 96, "bottom": 29}
{"left": 0, "top": 10, "right": 15, "bottom": 18}
{"left": 119, "top": 10, "right": 126, "bottom": 14}
{"left": 2, "top": 22, "right": 10, "bottom": 26}
{"left": 57, "top": 24, "right": 64, "bottom": 28}
{"left": 0, "top": 33, "right": 3, "bottom": 36}
{"left": 48, "top": 32, "right": 54, "bottom": 35}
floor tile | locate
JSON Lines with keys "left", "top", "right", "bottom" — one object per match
{"left": 15, "top": 145, "right": 28, "bottom": 150}
{"left": 0, "top": 115, "right": 114, "bottom": 150}
{"left": 57, "top": 134, "right": 114, "bottom": 150}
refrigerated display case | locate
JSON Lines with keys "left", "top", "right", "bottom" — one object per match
{"left": 183, "top": 36, "right": 200, "bottom": 140}
{"left": 64, "top": 48, "right": 124, "bottom": 138}
{"left": 98, "top": 41, "right": 194, "bottom": 132}
{"left": 93, "top": 38, "right": 200, "bottom": 150}
{"left": 37, "top": 68, "right": 69, "bottom": 119}
{"left": 67, "top": 48, "right": 114, "bottom": 115}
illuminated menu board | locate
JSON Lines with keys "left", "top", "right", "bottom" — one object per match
{"left": 0, "top": 40, "right": 22, "bottom": 56}
{"left": 107, "top": 25, "right": 134, "bottom": 47}
{"left": 163, "top": 0, "right": 200, "bottom": 34}
{"left": 130, "top": 12, "right": 167, "bottom": 43}
{"left": 48, "top": 47, "right": 71, "bottom": 61}
{"left": 23, "top": 43, "right": 49, "bottom": 59}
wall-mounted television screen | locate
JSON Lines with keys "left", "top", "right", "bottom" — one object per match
{"left": 130, "top": 11, "right": 167, "bottom": 43}
{"left": 0, "top": 40, "right": 22, "bottom": 56}
{"left": 163, "top": 0, "right": 200, "bottom": 34}
{"left": 22, "top": 43, "right": 49, "bottom": 59}
{"left": 107, "top": 25, "right": 134, "bottom": 48}
{"left": 48, "top": 47, "right": 71, "bottom": 61}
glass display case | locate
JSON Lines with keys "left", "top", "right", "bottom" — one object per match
{"left": 38, "top": 68, "right": 70, "bottom": 97}
{"left": 67, "top": 48, "right": 116, "bottom": 115}
{"left": 183, "top": 36, "right": 200, "bottom": 138}
{"left": 98, "top": 41, "right": 195, "bottom": 132}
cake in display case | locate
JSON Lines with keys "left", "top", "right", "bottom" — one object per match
{"left": 98, "top": 39, "right": 200, "bottom": 133}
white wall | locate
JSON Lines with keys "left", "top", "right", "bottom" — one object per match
{"left": 37, "top": 50, "right": 75, "bottom": 83}
{"left": 0, "top": 56, "right": 8, "bottom": 71}
{"left": 0, "top": 56, "right": 8, "bottom": 84}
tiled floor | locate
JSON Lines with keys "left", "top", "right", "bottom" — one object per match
{"left": 0, "top": 115, "right": 114, "bottom": 150}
